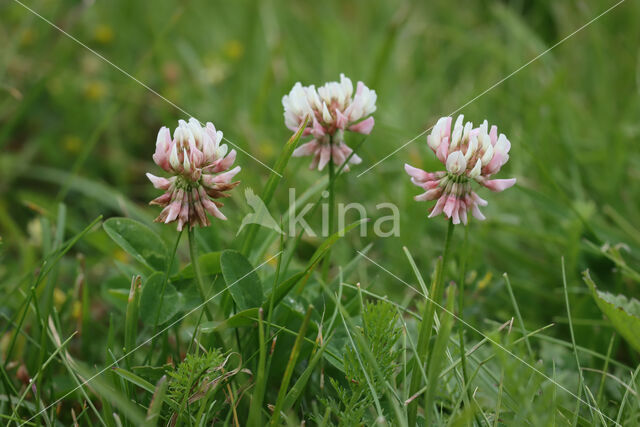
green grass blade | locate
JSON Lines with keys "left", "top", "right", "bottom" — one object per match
{"left": 407, "top": 257, "right": 443, "bottom": 426}
{"left": 281, "top": 333, "right": 331, "bottom": 412}
{"left": 247, "top": 308, "right": 267, "bottom": 427}
{"left": 424, "top": 284, "right": 456, "bottom": 425}
{"left": 124, "top": 276, "right": 141, "bottom": 368}
{"left": 270, "top": 305, "right": 313, "bottom": 426}
{"left": 143, "top": 376, "right": 168, "bottom": 427}
{"left": 503, "top": 272, "right": 534, "bottom": 358}
{"left": 113, "top": 368, "right": 156, "bottom": 394}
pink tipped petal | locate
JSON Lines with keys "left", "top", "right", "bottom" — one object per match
{"left": 198, "top": 187, "right": 227, "bottom": 220}
{"left": 460, "top": 205, "right": 468, "bottom": 225}
{"left": 414, "top": 178, "right": 440, "bottom": 190}
{"left": 415, "top": 188, "right": 441, "bottom": 201}
{"left": 189, "top": 142, "right": 204, "bottom": 167}
{"left": 204, "top": 199, "right": 227, "bottom": 220}
{"left": 146, "top": 173, "right": 171, "bottom": 190}
{"left": 451, "top": 204, "right": 461, "bottom": 224}
{"left": 165, "top": 201, "right": 181, "bottom": 224}
{"left": 292, "top": 140, "right": 318, "bottom": 157}
{"left": 443, "top": 117, "right": 452, "bottom": 139}
{"left": 212, "top": 166, "right": 241, "bottom": 184}
{"left": 348, "top": 116, "right": 375, "bottom": 135}
{"left": 205, "top": 122, "right": 218, "bottom": 139}
{"left": 157, "top": 126, "right": 172, "bottom": 146}
{"left": 311, "top": 117, "right": 326, "bottom": 138}
{"left": 489, "top": 125, "right": 498, "bottom": 144}
{"left": 483, "top": 178, "right": 516, "bottom": 192}
{"left": 484, "top": 152, "right": 506, "bottom": 175}
{"left": 472, "top": 192, "right": 488, "bottom": 206}
{"left": 153, "top": 129, "right": 172, "bottom": 170}
{"left": 150, "top": 192, "right": 172, "bottom": 206}
{"left": 436, "top": 138, "right": 450, "bottom": 163}
{"left": 178, "top": 196, "right": 189, "bottom": 224}
{"left": 213, "top": 149, "right": 237, "bottom": 172}
{"left": 335, "top": 109, "right": 348, "bottom": 129}
{"left": 471, "top": 203, "right": 486, "bottom": 220}
{"left": 429, "top": 195, "right": 447, "bottom": 218}
{"left": 332, "top": 144, "right": 346, "bottom": 166}
{"left": 404, "top": 164, "right": 433, "bottom": 182}
{"left": 317, "top": 145, "right": 331, "bottom": 171}
{"left": 442, "top": 195, "right": 457, "bottom": 218}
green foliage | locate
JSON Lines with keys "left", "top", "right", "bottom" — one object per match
{"left": 167, "top": 349, "right": 228, "bottom": 424}
{"left": 103, "top": 217, "right": 168, "bottom": 271}
{"left": 220, "top": 249, "right": 264, "bottom": 311}
{"left": 324, "top": 300, "right": 402, "bottom": 426}
{"left": 3, "top": 0, "right": 640, "bottom": 425}
{"left": 139, "top": 271, "right": 184, "bottom": 325}
{"left": 584, "top": 271, "right": 640, "bottom": 353}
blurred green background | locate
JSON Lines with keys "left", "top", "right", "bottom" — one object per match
{"left": 2, "top": 0, "right": 640, "bottom": 366}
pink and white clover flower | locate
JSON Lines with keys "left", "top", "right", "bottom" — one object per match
{"left": 282, "top": 73, "right": 376, "bottom": 171}
{"left": 405, "top": 115, "right": 516, "bottom": 224}
{"left": 147, "top": 118, "right": 240, "bottom": 231}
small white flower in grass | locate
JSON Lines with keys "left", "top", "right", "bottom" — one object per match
{"left": 405, "top": 115, "right": 516, "bottom": 224}
{"left": 282, "top": 73, "right": 377, "bottom": 171}
{"left": 147, "top": 118, "right": 240, "bottom": 231}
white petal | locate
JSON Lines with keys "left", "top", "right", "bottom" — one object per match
{"left": 169, "top": 144, "right": 180, "bottom": 169}
{"left": 481, "top": 143, "right": 494, "bottom": 166}
{"left": 469, "top": 159, "right": 482, "bottom": 179}
{"left": 464, "top": 135, "right": 478, "bottom": 162}
{"left": 183, "top": 148, "right": 191, "bottom": 172}
{"left": 322, "top": 103, "right": 332, "bottom": 122}
{"left": 446, "top": 151, "right": 467, "bottom": 175}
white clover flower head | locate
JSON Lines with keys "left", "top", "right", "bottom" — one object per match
{"left": 147, "top": 118, "right": 241, "bottom": 231}
{"left": 282, "top": 82, "right": 314, "bottom": 131}
{"left": 282, "top": 73, "right": 377, "bottom": 171}
{"left": 405, "top": 115, "right": 516, "bottom": 224}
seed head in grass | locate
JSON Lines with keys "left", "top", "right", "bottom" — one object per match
{"left": 146, "top": 118, "right": 240, "bottom": 230}
{"left": 405, "top": 115, "right": 516, "bottom": 224}
{"left": 282, "top": 73, "right": 377, "bottom": 171}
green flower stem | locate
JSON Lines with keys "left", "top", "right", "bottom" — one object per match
{"left": 457, "top": 224, "right": 475, "bottom": 415}
{"left": 322, "top": 136, "right": 336, "bottom": 281}
{"left": 188, "top": 227, "right": 214, "bottom": 321}
{"left": 427, "top": 220, "right": 455, "bottom": 363}
{"left": 408, "top": 220, "right": 454, "bottom": 426}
